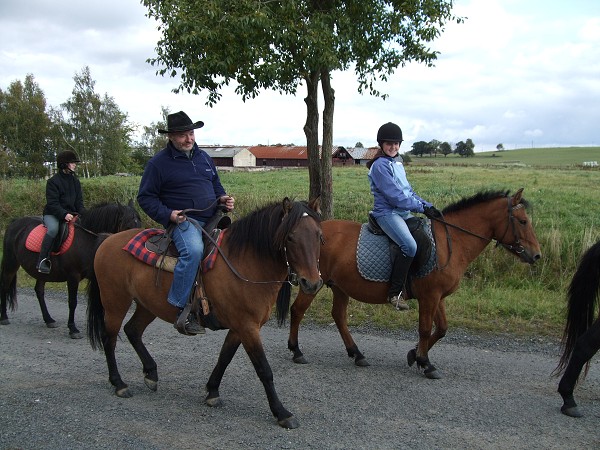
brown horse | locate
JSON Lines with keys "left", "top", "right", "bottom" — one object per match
{"left": 0, "top": 201, "right": 141, "bottom": 338}
{"left": 288, "top": 188, "right": 542, "bottom": 379}
{"left": 87, "top": 198, "right": 323, "bottom": 429}
{"left": 554, "top": 240, "right": 600, "bottom": 417}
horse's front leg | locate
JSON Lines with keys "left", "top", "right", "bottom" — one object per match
{"left": 66, "top": 277, "right": 82, "bottom": 338}
{"left": 407, "top": 296, "right": 442, "bottom": 379}
{"left": 288, "top": 290, "right": 317, "bottom": 364}
{"left": 242, "top": 329, "right": 298, "bottom": 429}
{"left": 34, "top": 279, "right": 57, "bottom": 328}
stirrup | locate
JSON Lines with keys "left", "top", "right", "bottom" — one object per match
{"left": 37, "top": 258, "right": 52, "bottom": 274}
{"left": 388, "top": 294, "right": 409, "bottom": 311}
{"left": 174, "top": 303, "right": 205, "bottom": 336}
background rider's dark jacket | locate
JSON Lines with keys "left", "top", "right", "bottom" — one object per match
{"left": 43, "top": 171, "right": 84, "bottom": 218}
{"left": 137, "top": 141, "right": 226, "bottom": 227}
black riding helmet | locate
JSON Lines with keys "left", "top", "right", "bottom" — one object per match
{"left": 377, "top": 122, "right": 403, "bottom": 146}
{"left": 57, "top": 150, "right": 81, "bottom": 170}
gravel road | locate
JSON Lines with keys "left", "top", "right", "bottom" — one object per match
{"left": 1, "top": 288, "right": 599, "bottom": 450}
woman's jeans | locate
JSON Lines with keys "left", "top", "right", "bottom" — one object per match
{"left": 168, "top": 219, "right": 205, "bottom": 309}
{"left": 42, "top": 214, "right": 60, "bottom": 238}
{"left": 375, "top": 213, "right": 417, "bottom": 257}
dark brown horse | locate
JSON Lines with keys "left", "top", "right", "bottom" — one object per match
{"left": 288, "top": 189, "right": 542, "bottom": 378}
{"left": 0, "top": 201, "right": 141, "bottom": 338}
{"left": 86, "top": 198, "right": 322, "bottom": 429}
{"left": 554, "top": 240, "right": 600, "bottom": 417}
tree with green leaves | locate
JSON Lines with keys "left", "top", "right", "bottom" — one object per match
{"left": 131, "top": 107, "right": 170, "bottom": 174}
{"left": 142, "top": 0, "right": 460, "bottom": 218}
{"left": 439, "top": 141, "right": 452, "bottom": 157}
{"left": 60, "top": 66, "right": 133, "bottom": 177}
{"left": 455, "top": 139, "right": 475, "bottom": 157}
{"left": 0, "top": 74, "right": 52, "bottom": 178}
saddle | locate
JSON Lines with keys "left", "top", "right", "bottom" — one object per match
{"left": 25, "top": 218, "right": 76, "bottom": 255}
{"left": 358, "top": 214, "right": 436, "bottom": 295}
{"left": 122, "top": 207, "right": 231, "bottom": 334}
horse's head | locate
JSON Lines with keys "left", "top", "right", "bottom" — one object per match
{"left": 495, "top": 188, "right": 542, "bottom": 264}
{"left": 276, "top": 197, "right": 324, "bottom": 295}
{"left": 118, "top": 199, "right": 142, "bottom": 231}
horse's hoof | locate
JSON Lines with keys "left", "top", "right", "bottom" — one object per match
{"left": 69, "top": 331, "right": 83, "bottom": 339}
{"left": 278, "top": 415, "right": 299, "bottom": 429}
{"left": 46, "top": 321, "right": 59, "bottom": 329}
{"left": 144, "top": 377, "right": 158, "bottom": 392}
{"left": 115, "top": 387, "right": 132, "bottom": 398}
{"left": 205, "top": 396, "right": 223, "bottom": 407}
{"left": 407, "top": 349, "right": 417, "bottom": 367}
{"left": 425, "top": 369, "right": 442, "bottom": 379}
{"left": 0, "top": 319, "right": 10, "bottom": 325}
{"left": 355, "top": 357, "right": 370, "bottom": 367}
{"left": 561, "top": 405, "right": 583, "bottom": 418}
{"left": 293, "top": 355, "right": 308, "bottom": 364}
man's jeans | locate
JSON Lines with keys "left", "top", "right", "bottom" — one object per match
{"left": 168, "top": 219, "right": 205, "bottom": 309}
{"left": 375, "top": 212, "right": 417, "bottom": 257}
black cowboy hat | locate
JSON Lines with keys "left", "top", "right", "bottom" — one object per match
{"left": 158, "top": 111, "right": 204, "bottom": 134}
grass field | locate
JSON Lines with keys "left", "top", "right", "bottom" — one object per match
{"left": 408, "top": 146, "right": 600, "bottom": 168}
{"left": 1, "top": 147, "right": 599, "bottom": 339}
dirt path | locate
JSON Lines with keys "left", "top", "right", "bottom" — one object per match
{"left": 0, "top": 289, "right": 598, "bottom": 449}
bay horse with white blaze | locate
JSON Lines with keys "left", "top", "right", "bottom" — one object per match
{"left": 554, "top": 240, "right": 600, "bottom": 417}
{"left": 86, "top": 198, "right": 323, "bottom": 429}
{"left": 287, "top": 188, "right": 541, "bottom": 379}
{"left": 0, "top": 200, "right": 141, "bottom": 338}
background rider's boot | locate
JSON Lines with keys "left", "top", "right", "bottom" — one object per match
{"left": 36, "top": 234, "right": 55, "bottom": 274}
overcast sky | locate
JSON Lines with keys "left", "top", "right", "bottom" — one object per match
{"left": 1, "top": 0, "right": 599, "bottom": 151}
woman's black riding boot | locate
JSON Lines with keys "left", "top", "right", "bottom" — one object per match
{"left": 388, "top": 245, "right": 414, "bottom": 310}
{"left": 36, "top": 234, "right": 55, "bottom": 274}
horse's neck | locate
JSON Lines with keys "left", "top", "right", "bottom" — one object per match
{"left": 442, "top": 207, "right": 498, "bottom": 265}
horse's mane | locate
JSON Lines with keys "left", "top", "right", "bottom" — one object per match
{"left": 79, "top": 202, "right": 133, "bottom": 233}
{"left": 226, "top": 200, "right": 320, "bottom": 262}
{"left": 442, "top": 190, "right": 530, "bottom": 214}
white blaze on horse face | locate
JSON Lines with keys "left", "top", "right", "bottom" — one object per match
{"left": 302, "top": 212, "right": 308, "bottom": 217}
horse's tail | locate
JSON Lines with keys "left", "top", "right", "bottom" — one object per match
{"left": 86, "top": 234, "right": 110, "bottom": 350}
{"left": 553, "top": 241, "right": 600, "bottom": 377}
{"left": 275, "top": 282, "right": 291, "bottom": 326}
{"left": 0, "top": 222, "right": 20, "bottom": 312}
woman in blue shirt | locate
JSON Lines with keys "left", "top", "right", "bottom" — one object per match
{"left": 367, "top": 122, "right": 441, "bottom": 310}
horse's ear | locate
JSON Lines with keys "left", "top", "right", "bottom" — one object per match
{"left": 512, "top": 188, "right": 524, "bottom": 206}
{"left": 308, "top": 196, "right": 321, "bottom": 216}
{"left": 128, "top": 199, "right": 135, "bottom": 208}
{"left": 282, "top": 197, "right": 292, "bottom": 215}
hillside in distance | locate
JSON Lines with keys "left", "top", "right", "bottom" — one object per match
{"left": 409, "top": 146, "right": 600, "bottom": 168}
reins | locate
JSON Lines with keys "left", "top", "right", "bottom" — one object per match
{"left": 428, "top": 196, "right": 525, "bottom": 269}
{"left": 177, "top": 206, "right": 301, "bottom": 287}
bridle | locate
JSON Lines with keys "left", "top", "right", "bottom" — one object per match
{"left": 431, "top": 195, "right": 527, "bottom": 268}
{"left": 179, "top": 207, "right": 319, "bottom": 286}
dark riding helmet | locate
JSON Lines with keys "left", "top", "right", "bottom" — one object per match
{"left": 377, "top": 122, "right": 403, "bottom": 146}
{"left": 57, "top": 150, "right": 81, "bottom": 169}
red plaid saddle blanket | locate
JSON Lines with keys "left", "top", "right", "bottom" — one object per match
{"left": 122, "top": 228, "right": 225, "bottom": 272}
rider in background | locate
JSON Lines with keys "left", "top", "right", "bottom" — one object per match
{"left": 367, "top": 122, "right": 441, "bottom": 310}
{"left": 37, "top": 150, "right": 85, "bottom": 274}
{"left": 137, "top": 111, "right": 234, "bottom": 336}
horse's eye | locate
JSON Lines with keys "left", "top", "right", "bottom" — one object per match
{"left": 519, "top": 219, "right": 527, "bottom": 225}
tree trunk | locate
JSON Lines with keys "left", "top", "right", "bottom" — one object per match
{"left": 303, "top": 71, "right": 321, "bottom": 203}
{"left": 320, "top": 69, "right": 335, "bottom": 220}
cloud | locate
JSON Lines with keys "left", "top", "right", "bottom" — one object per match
{"left": 1, "top": 0, "right": 600, "bottom": 151}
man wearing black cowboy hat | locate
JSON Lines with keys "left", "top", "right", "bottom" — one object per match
{"left": 138, "top": 111, "right": 235, "bottom": 335}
